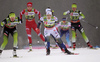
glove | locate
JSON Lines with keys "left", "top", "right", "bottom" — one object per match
{"left": 35, "top": 28, "right": 40, "bottom": 33}
{"left": 20, "top": 19, "right": 23, "bottom": 24}
{"left": 44, "top": 42, "right": 47, "bottom": 48}
{"left": 79, "top": 16, "right": 83, "bottom": 20}
{"left": 63, "top": 12, "right": 66, "bottom": 15}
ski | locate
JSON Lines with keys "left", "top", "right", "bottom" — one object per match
{"left": 28, "top": 49, "right": 33, "bottom": 52}
{"left": 65, "top": 53, "right": 79, "bottom": 55}
{"left": 10, "top": 56, "right": 23, "bottom": 58}
{"left": 90, "top": 47, "right": 98, "bottom": 50}
{"left": 50, "top": 46, "right": 59, "bottom": 49}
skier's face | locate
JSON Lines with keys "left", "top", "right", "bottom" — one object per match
{"left": 72, "top": 8, "right": 76, "bottom": 11}
{"left": 46, "top": 14, "right": 52, "bottom": 19}
{"left": 63, "top": 21, "right": 66, "bottom": 23}
{"left": 10, "top": 17, "right": 15, "bottom": 22}
{"left": 27, "top": 6, "right": 32, "bottom": 11}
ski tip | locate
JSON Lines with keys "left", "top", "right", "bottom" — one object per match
{"left": 74, "top": 53, "right": 79, "bottom": 55}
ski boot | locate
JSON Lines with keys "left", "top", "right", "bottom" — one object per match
{"left": 69, "top": 46, "right": 72, "bottom": 48}
{"left": 46, "top": 48, "right": 50, "bottom": 55}
{"left": 64, "top": 48, "right": 75, "bottom": 55}
{"left": 0, "top": 50, "right": 2, "bottom": 55}
{"left": 73, "top": 42, "right": 76, "bottom": 50}
{"left": 87, "top": 42, "right": 93, "bottom": 49}
{"left": 28, "top": 44, "right": 32, "bottom": 52}
{"left": 13, "top": 47, "right": 18, "bottom": 57}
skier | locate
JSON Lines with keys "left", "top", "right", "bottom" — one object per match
{"left": 56, "top": 17, "right": 72, "bottom": 48}
{"left": 0, "top": 12, "right": 22, "bottom": 57}
{"left": 36, "top": 11, "right": 74, "bottom": 55}
{"left": 63, "top": 3, "right": 93, "bottom": 50}
{"left": 19, "top": 2, "right": 45, "bottom": 51}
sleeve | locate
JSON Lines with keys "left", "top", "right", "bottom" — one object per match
{"left": 34, "top": 9, "right": 41, "bottom": 19}
{"left": 37, "top": 17, "right": 43, "bottom": 28}
{"left": 19, "top": 9, "right": 25, "bottom": 19}
{"left": 56, "top": 22, "right": 61, "bottom": 27}
{"left": 18, "top": 17, "right": 22, "bottom": 24}
{"left": 63, "top": 10, "right": 70, "bottom": 15}
{"left": 68, "top": 22, "right": 71, "bottom": 27}
{"left": 40, "top": 17, "right": 44, "bottom": 22}
{"left": 1, "top": 19, "right": 6, "bottom": 27}
{"left": 79, "top": 11, "right": 85, "bottom": 18}
{"left": 54, "top": 16, "right": 58, "bottom": 23}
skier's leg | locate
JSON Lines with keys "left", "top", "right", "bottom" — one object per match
{"left": 78, "top": 27, "right": 93, "bottom": 48}
{"left": 0, "top": 35, "right": 8, "bottom": 54}
{"left": 33, "top": 21, "right": 45, "bottom": 42}
{"left": 56, "top": 38, "right": 72, "bottom": 54}
{"left": 52, "top": 28, "right": 72, "bottom": 54}
{"left": 65, "top": 30, "right": 72, "bottom": 48}
{"left": 12, "top": 32, "right": 18, "bottom": 57}
{"left": 45, "top": 36, "right": 50, "bottom": 55}
{"left": 44, "top": 29, "right": 50, "bottom": 55}
{"left": 60, "top": 29, "right": 64, "bottom": 37}
{"left": 26, "top": 26, "right": 32, "bottom": 51}
{"left": 0, "top": 27, "right": 9, "bottom": 55}
{"left": 71, "top": 27, "right": 76, "bottom": 50}
{"left": 13, "top": 32, "right": 18, "bottom": 48}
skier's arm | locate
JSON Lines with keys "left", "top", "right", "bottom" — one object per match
{"left": 18, "top": 17, "right": 22, "bottom": 24}
{"left": 37, "top": 17, "right": 43, "bottom": 29}
{"left": 63, "top": 10, "right": 70, "bottom": 15}
{"left": 34, "top": 9, "right": 41, "bottom": 19}
{"left": 68, "top": 22, "right": 71, "bottom": 27}
{"left": 56, "top": 22, "right": 61, "bottom": 28}
{"left": 1, "top": 19, "right": 6, "bottom": 27}
{"left": 19, "top": 9, "right": 25, "bottom": 22}
{"left": 36, "top": 17, "right": 43, "bottom": 33}
{"left": 79, "top": 11, "right": 85, "bottom": 20}
{"left": 54, "top": 16, "right": 59, "bottom": 23}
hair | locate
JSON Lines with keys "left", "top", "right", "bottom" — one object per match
{"left": 72, "top": 3, "right": 76, "bottom": 5}
{"left": 47, "top": 7, "right": 50, "bottom": 8}
{"left": 8, "top": 12, "right": 15, "bottom": 18}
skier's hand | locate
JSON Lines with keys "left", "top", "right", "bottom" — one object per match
{"left": 0, "top": 26, "right": 4, "bottom": 28}
{"left": 35, "top": 28, "right": 40, "bottom": 33}
{"left": 79, "top": 16, "right": 83, "bottom": 20}
{"left": 20, "top": 19, "right": 23, "bottom": 23}
{"left": 44, "top": 42, "right": 47, "bottom": 47}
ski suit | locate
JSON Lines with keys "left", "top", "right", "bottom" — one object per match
{"left": 20, "top": 8, "right": 45, "bottom": 44}
{"left": 0, "top": 17, "right": 21, "bottom": 50}
{"left": 56, "top": 21, "right": 72, "bottom": 47}
{"left": 38, "top": 15, "right": 70, "bottom": 53}
{"left": 63, "top": 9, "right": 92, "bottom": 48}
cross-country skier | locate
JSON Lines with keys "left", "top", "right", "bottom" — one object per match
{"left": 36, "top": 11, "right": 74, "bottom": 55}
{"left": 45, "top": 7, "right": 59, "bottom": 48}
{"left": 63, "top": 3, "right": 93, "bottom": 50}
{"left": 19, "top": 2, "right": 45, "bottom": 51}
{"left": 0, "top": 12, "right": 22, "bottom": 57}
{"left": 56, "top": 17, "right": 72, "bottom": 48}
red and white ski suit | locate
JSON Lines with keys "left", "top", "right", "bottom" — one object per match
{"left": 20, "top": 8, "right": 45, "bottom": 44}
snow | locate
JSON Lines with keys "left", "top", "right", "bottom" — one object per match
{"left": 0, "top": 48, "right": 100, "bottom": 62}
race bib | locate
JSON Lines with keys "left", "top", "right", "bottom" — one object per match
{"left": 25, "top": 12, "right": 35, "bottom": 16}
{"left": 44, "top": 21, "right": 55, "bottom": 25}
{"left": 71, "top": 13, "right": 79, "bottom": 16}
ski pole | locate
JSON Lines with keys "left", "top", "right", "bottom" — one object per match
{"left": 0, "top": 28, "right": 3, "bottom": 37}
{"left": 82, "top": 20, "right": 98, "bottom": 29}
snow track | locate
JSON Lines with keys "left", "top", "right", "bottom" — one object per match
{"left": 0, "top": 48, "right": 100, "bottom": 62}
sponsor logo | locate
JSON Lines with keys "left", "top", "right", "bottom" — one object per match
{"left": 70, "top": 13, "right": 79, "bottom": 16}
{"left": 25, "top": 12, "right": 35, "bottom": 16}
{"left": 44, "top": 21, "right": 54, "bottom": 25}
